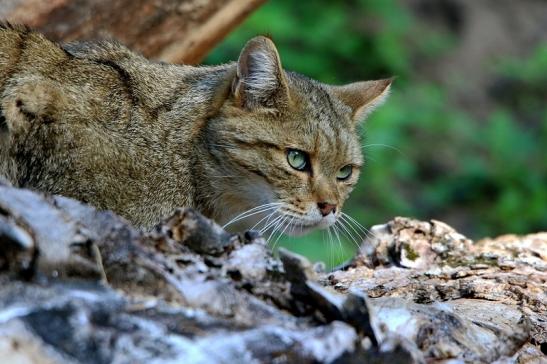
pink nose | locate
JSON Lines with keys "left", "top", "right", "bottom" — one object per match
{"left": 317, "top": 202, "right": 336, "bottom": 217}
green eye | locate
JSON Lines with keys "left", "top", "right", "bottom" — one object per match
{"left": 287, "top": 149, "right": 308, "bottom": 171}
{"left": 337, "top": 165, "right": 352, "bottom": 180}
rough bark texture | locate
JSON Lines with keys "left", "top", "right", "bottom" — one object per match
{"left": 0, "top": 0, "right": 266, "bottom": 64}
{"left": 0, "top": 182, "right": 545, "bottom": 363}
{"left": 325, "top": 218, "right": 547, "bottom": 363}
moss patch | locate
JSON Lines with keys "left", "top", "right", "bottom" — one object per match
{"left": 403, "top": 243, "right": 419, "bottom": 261}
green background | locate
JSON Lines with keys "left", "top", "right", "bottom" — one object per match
{"left": 206, "top": 0, "right": 547, "bottom": 267}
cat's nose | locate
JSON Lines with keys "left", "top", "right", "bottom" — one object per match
{"left": 317, "top": 202, "right": 336, "bottom": 217}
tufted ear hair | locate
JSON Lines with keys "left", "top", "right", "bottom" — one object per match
{"left": 232, "top": 36, "right": 289, "bottom": 109}
{"left": 330, "top": 78, "right": 393, "bottom": 122}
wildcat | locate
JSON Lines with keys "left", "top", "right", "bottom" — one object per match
{"left": 0, "top": 23, "right": 391, "bottom": 234}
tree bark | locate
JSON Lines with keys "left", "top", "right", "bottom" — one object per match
{"left": 0, "top": 182, "right": 545, "bottom": 363}
{"left": 0, "top": 0, "right": 266, "bottom": 64}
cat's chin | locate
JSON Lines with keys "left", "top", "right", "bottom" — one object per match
{"left": 284, "top": 218, "right": 335, "bottom": 237}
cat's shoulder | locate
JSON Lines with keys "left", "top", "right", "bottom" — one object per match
{"left": 62, "top": 39, "right": 140, "bottom": 63}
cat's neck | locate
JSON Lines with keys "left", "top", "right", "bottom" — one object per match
{"left": 141, "top": 63, "right": 238, "bottom": 220}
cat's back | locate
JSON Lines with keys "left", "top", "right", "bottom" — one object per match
{"left": 0, "top": 23, "right": 141, "bottom": 129}
{"left": 0, "top": 24, "right": 231, "bottom": 227}
{"left": 0, "top": 25, "right": 173, "bottom": 213}
{"left": 0, "top": 23, "right": 200, "bottom": 121}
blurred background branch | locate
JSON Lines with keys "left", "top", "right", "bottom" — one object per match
{"left": 0, "top": 0, "right": 266, "bottom": 64}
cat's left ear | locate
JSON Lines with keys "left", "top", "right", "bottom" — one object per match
{"left": 330, "top": 78, "right": 393, "bottom": 122}
{"left": 232, "top": 36, "right": 290, "bottom": 109}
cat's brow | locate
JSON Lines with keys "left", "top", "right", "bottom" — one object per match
{"left": 232, "top": 137, "right": 282, "bottom": 151}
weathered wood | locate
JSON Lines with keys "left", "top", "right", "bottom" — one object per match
{"left": 0, "top": 0, "right": 266, "bottom": 64}
{"left": 325, "top": 217, "right": 547, "bottom": 362}
{"left": 0, "top": 183, "right": 545, "bottom": 363}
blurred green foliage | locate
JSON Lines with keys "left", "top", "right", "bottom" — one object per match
{"left": 206, "top": 0, "right": 547, "bottom": 267}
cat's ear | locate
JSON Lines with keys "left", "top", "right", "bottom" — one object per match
{"left": 330, "top": 78, "right": 393, "bottom": 122}
{"left": 232, "top": 36, "right": 289, "bottom": 109}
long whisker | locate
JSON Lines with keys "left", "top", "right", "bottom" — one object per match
{"left": 361, "top": 143, "right": 404, "bottom": 155}
{"left": 250, "top": 210, "right": 278, "bottom": 231}
{"left": 272, "top": 216, "right": 294, "bottom": 250}
{"left": 338, "top": 214, "right": 365, "bottom": 243}
{"left": 341, "top": 212, "right": 377, "bottom": 241}
{"left": 268, "top": 215, "right": 288, "bottom": 243}
{"left": 223, "top": 203, "right": 279, "bottom": 228}
{"left": 336, "top": 218, "right": 362, "bottom": 251}
{"left": 289, "top": 218, "right": 302, "bottom": 236}
{"left": 342, "top": 215, "right": 372, "bottom": 241}
{"left": 223, "top": 203, "right": 282, "bottom": 229}
{"left": 364, "top": 155, "right": 378, "bottom": 164}
{"left": 326, "top": 226, "right": 335, "bottom": 269}
{"left": 266, "top": 216, "right": 286, "bottom": 243}
{"left": 332, "top": 224, "right": 344, "bottom": 264}
{"left": 223, "top": 205, "right": 280, "bottom": 229}
{"left": 260, "top": 215, "right": 283, "bottom": 234}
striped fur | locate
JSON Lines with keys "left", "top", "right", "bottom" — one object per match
{"left": 0, "top": 28, "right": 391, "bottom": 231}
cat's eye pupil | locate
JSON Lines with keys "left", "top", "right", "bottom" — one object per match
{"left": 337, "top": 165, "right": 352, "bottom": 180}
{"left": 287, "top": 149, "right": 307, "bottom": 171}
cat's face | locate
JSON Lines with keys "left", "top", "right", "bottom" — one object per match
{"left": 206, "top": 36, "right": 391, "bottom": 236}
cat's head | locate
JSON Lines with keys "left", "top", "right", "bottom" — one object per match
{"left": 205, "top": 36, "right": 391, "bottom": 236}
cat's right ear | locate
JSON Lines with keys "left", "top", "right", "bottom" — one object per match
{"left": 232, "top": 36, "right": 289, "bottom": 109}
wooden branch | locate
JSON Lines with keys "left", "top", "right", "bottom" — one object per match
{"left": 158, "top": 0, "right": 267, "bottom": 64}
{"left": 0, "top": 0, "right": 266, "bottom": 64}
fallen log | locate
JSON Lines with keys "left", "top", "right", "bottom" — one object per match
{"left": 0, "top": 182, "right": 545, "bottom": 363}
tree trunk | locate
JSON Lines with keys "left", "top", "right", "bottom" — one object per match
{"left": 0, "top": 0, "right": 266, "bottom": 64}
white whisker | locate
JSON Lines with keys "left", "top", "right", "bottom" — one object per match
{"left": 326, "top": 226, "right": 335, "bottom": 269}
{"left": 336, "top": 218, "right": 362, "bottom": 251}
{"left": 224, "top": 205, "right": 280, "bottom": 229}
{"left": 250, "top": 210, "right": 278, "bottom": 231}
{"left": 223, "top": 202, "right": 282, "bottom": 229}
{"left": 361, "top": 143, "right": 404, "bottom": 155}
{"left": 365, "top": 155, "right": 378, "bottom": 164}
{"left": 268, "top": 215, "right": 287, "bottom": 243}
{"left": 260, "top": 215, "right": 283, "bottom": 234}
{"left": 332, "top": 224, "right": 344, "bottom": 264}
{"left": 339, "top": 214, "right": 365, "bottom": 243}
{"left": 341, "top": 212, "right": 377, "bottom": 241}
{"left": 272, "top": 216, "right": 294, "bottom": 250}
